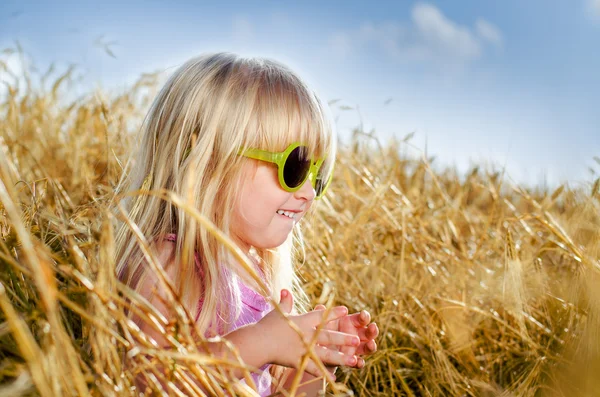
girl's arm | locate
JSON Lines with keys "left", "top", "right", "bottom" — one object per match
{"left": 132, "top": 240, "right": 271, "bottom": 381}
{"left": 131, "top": 240, "right": 359, "bottom": 392}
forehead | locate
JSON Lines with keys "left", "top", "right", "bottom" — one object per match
{"left": 245, "top": 76, "right": 329, "bottom": 156}
{"left": 252, "top": 108, "right": 327, "bottom": 160}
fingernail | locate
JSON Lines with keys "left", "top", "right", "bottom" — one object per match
{"left": 352, "top": 337, "right": 360, "bottom": 346}
{"left": 346, "top": 356, "right": 357, "bottom": 366}
{"left": 281, "top": 289, "right": 287, "bottom": 298}
{"left": 336, "top": 306, "right": 348, "bottom": 315}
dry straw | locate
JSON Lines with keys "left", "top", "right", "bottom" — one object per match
{"left": 1, "top": 47, "right": 600, "bottom": 396}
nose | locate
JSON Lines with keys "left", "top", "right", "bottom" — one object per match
{"left": 294, "top": 173, "right": 316, "bottom": 201}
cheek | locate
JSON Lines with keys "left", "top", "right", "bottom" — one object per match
{"left": 232, "top": 162, "right": 296, "bottom": 232}
{"left": 235, "top": 198, "right": 268, "bottom": 226}
{"left": 234, "top": 176, "right": 276, "bottom": 227}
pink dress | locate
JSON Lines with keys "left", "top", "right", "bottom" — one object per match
{"left": 163, "top": 234, "right": 273, "bottom": 396}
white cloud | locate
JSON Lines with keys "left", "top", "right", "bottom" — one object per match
{"left": 328, "top": 2, "right": 503, "bottom": 65}
{"left": 475, "top": 18, "right": 503, "bottom": 47}
{"left": 587, "top": 0, "right": 600, "bottom": 19}
{"left": 412, "top": 3, "right": 481, "bottom": 60}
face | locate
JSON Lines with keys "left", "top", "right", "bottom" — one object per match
{"left": 230, "top": 158, "right": 316, "bottom": 252}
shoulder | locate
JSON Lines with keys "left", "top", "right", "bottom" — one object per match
{"left": 137, "top": 236, "right": 179, "bottom": 302}
{"left": 130, "top": 237, "right": 182, "bottom": 347}
{"left": 153, "top": 236, "right": 177, "bottom": 268}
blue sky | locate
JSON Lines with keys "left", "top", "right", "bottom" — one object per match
{"left": 1, "top": 0, "right": 599, "bottom": 187}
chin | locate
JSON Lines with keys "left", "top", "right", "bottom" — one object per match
{"left": 253, "top": 236, "right": 288, "bottom": 250}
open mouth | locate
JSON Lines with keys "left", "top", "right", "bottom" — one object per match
{"left": 276, "top": 209, "right": 297, "bottom": 220}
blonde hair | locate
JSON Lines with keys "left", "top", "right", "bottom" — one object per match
{"left": 113, "top": 52, "right": 337, "bottom": 337}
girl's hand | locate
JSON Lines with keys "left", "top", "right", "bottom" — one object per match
{"left": 314, "top": 304, "right": 379, "bottom": 369}
{"left": 256, "top": 289, "right": 361, "bottom": 378}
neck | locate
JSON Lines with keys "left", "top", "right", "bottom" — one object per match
{"left": 228, "top": 235, "right": 262, "bottom": 271}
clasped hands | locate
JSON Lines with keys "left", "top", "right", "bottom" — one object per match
{"left": 259, "top": 289, "right": 378, "bottom": 379}
{"left": 313, "top": 302, "right": 378, "bottom": 372}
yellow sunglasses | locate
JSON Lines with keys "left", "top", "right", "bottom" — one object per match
{"left": 237, "top": 142, "right": 334, "bottom": 199}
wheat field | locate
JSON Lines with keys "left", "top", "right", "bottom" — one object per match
{"left": 1, "top": 48, "right": 600, "bottom": 396}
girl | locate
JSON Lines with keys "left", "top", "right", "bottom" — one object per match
{"left": 114, "top": 52, "right": 378, "bottom": 396}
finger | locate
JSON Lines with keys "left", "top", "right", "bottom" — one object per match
{"left": 315, "top": 305, "right": 340, "bottom": 332}
{"left": 347, "top": 310, "right": 371, "bottom": 327}
{"left": 366, "top": 322, "right": 379, "bottom": 340}
{"left": 316, "top": 345, "right": 358, "bottom": 368}
{"left": 337, "top": 318, "right": 356, "bottom": 356}
{"left": 339, "top": 310, "right": 370, "bottom": 328}
{"left": 303, "top": 359, "right": 322, "bottom": 378}
{"left": 279, "top": 289, "right": 294, "bottom": 314}
{"left": 340, "top": 345, "right": 355, "bottom": 357}
{"left": 304, "top": 359, "right": 335, "bottom": 381}
{"left": 353, "top": 323, "right": 379, "bottom": 341}
{"left": 356, "top": 339, "right": 377, "bottom": 355}
{"left": 338, "top": 316, "right": 360, "bottom": 356}
{"left": 367, "top": 339, "right": 377, "bottom": 353}
{"left": 308, "top": 306, "right": 348, "bottom": 326}
{"left": 326, "top": 319, "right": 339, "bottom": 332}
{"left": 316, "top": 329, "right": 360, "bottom": 348}
{"left": 356, "top": 356, "right": 365, "bottom": 369}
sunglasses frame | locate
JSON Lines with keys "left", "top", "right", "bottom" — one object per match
{"left": 237, "top": 142, "right": 334, "bottom": 199}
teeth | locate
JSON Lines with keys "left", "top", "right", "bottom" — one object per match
{"left": 276, "top": 209, "right": 296, "bottom": 219}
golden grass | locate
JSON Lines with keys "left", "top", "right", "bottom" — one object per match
{"left": 1, "top": 47, "right": 600, "bottom": 396}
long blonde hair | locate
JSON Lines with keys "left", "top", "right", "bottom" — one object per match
{"left": 113, "top": 52, "right": 337, "bottom": 337}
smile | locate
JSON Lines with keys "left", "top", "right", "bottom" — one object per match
{"left": 276, "top": 209, "right": 297, "bottom": 220}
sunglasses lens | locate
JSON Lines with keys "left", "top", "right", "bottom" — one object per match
{"left": 283, "top": 146, "right": 311, "bottom": 188}
{"left": 315, "top": 166, "right": 333, "bottom": 197}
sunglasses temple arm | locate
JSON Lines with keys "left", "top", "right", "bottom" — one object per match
{"left": 239, "top": 148, "right": 281, "bottom": 164}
